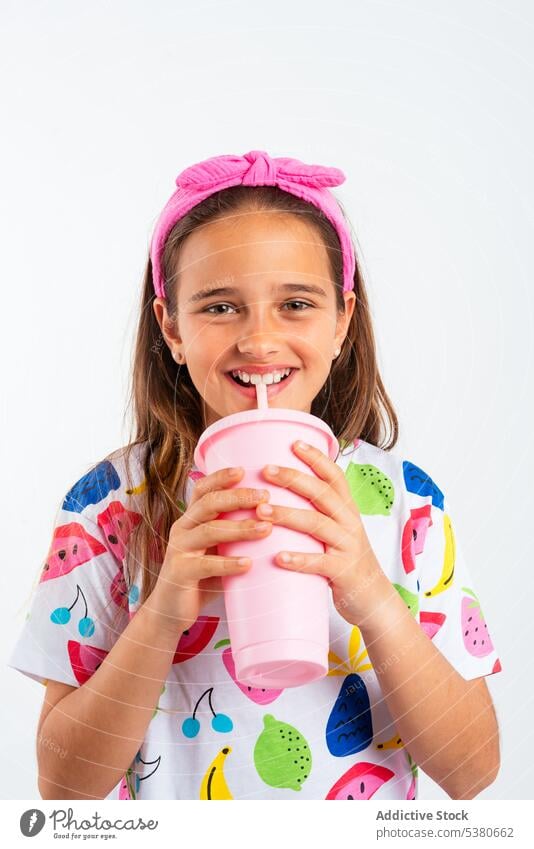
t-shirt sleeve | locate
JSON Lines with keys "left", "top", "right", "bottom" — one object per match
{"left": 7, "top": 458, "right": 137, "bottom": 688}
{"left": 402, "top": 460, "right": 502, "bottom": 681}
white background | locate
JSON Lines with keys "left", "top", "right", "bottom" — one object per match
{"left": 1, "top": 0, "right": 532, "bottom": 800}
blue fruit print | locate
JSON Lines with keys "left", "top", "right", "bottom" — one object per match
{"left": 326, "top": 672, "right": 373, "bottom": 757}
{"left": 326, "top": 626, "right": 374, "bottom": 758}
{"left": 402, "top": 461, "right": 444, "bottom": 510}
{"left": 62, "top": 461, "right": 121, "bottom": 513}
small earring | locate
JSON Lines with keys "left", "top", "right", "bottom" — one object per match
{"left": 173, "top": 350, "right": 184, "bottom": 364}
{"left": 333, "top": 347, "right": 341, "bottom": 358}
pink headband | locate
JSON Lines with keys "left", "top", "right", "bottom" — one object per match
{"left": 149, "top": 149, "right": 355, "bottom": 299}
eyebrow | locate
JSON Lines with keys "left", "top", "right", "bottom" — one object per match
{"left": 188, "top": 282, "right": 328, "bottom": 304}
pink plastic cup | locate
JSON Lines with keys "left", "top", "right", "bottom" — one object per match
{"left": 193, "top": 408, "right": 339, "bottom": 688}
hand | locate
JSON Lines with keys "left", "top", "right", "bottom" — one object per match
{"left": 255, "top": 440, "right": 389, "bottom": 627}
{"left": 147, "top": 467, "right": 273, "bottom": 635}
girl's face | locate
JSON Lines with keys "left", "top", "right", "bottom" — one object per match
{"left": 154, "top": 211, "right": 356, "bottom": 428}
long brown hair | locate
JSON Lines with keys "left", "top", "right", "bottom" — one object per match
{"left": 108, "top": 185, "right": 399, "bottom": 606}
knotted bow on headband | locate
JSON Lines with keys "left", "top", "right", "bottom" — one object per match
{"left": 149, "top": 149, "right": 355, "bottom": 299}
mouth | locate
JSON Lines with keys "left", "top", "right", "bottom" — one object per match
{"left": 224, "top": 368, "right": 299, "bottom": 399}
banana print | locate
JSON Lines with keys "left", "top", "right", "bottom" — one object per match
{"left": 125, "top": 479, "right": 147, "bottom": 496}
{"left": 423, "top": 513, "right": 455, "bottom": 598}
{"left": 200, "top": 747, "right": 233, "bottom": 800}
{"left": 376, "top": 733, "right": 404, "bottom": 750}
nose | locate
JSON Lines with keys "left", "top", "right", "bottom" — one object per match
{"left": 235, "top": 302, "right": 285, "bottom": 359}
{"left": 236, "top": 332, "right": 281, "bottom": 360}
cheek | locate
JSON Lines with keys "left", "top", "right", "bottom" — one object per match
{"left": 184, "top": 320, "right": 225, "bottom": 358}
{"left": 184, "top": 339, "right": 226, "bottom": 392}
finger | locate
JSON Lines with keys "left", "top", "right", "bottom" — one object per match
{"left": 188, "top": 466, "right": 244, "bottom": 508}
{"left": 273, "top": 550, "right": 340, "bottom": 580}
{"left": 176, "top": 516, "right": 272, "bottom": 553}
{"left": 180, "top": 484, "right": 270, "bottom": 532}
{"left": 255, "top": 501, "right": 351, "bottom": 550}
{"left": 273, "top": 549, "right": 383, "bottom": 595}
{"left": 273, "top": 551, "right": 367, "bottom": 601}
{"left": 196, "top": 554, "right": 253, "bottom": 579}
{"left": 291, "top": 441, "right": 351, "bottom": 500}
{"left": 162, "top": 553, "right": 253, "bottom": 590}
{"left": 261, "top": 445, "right": 357, "bottom": 522}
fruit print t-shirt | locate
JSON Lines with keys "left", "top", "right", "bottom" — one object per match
{"left": 8, "top": 438, "right": 502, "bottom": 800}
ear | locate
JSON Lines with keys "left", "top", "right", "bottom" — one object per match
{"left": 335, "top": 291, "right": 356, "bottom": 349}
{"left": 152, "top": 297, "right": 184, "bottom": 351}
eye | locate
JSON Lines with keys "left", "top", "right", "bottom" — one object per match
{"left": 284, "top": 300, "right": 313, "bottom": 311}
{"left": 202, "top": 300, "right": 314, "bottom": 315}
{"left": 203, "top": 303, "right": 236, "bottom": 315}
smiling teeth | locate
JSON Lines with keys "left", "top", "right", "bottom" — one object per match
{"left": 231, "top": 368, "right": 292, "bottom": 385}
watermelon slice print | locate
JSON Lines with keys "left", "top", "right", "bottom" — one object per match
{"left": 172, "top": 616, "right": 219, "bottom": 664}
{"left": 67, "top": 640, "right": 108, "bottom": 685}
{"left": 419, "top": 611, "right": 446, "bottom": 640}
{"left": 40, "top": 522, "right": 107, "bottom": 583}
{"left": 97, "top": 502, "right": 142, "bottom": 565}
{"left": 62, "top": 461, "right": 121, "bottom": 513}
{"left": 326, "top": 625, "right": 374, "bottom": 757}
{"left": 110, "top": 568, "right": 129, "bottom": 610}
{"left": 215, "top": 639, "right": 283, "bottom": 704}
{"left": 325, "top": 761, "right": 395, "bottom": 799}
{"left": 401, "top": 504, "right": 432, "bottom": 573}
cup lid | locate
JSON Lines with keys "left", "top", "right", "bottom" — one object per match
{"left": 193, "top": 407, "right": 339, "bottom": 470}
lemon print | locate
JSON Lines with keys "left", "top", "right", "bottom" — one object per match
{"left": 254, "top": 714, "right": 312, "bottom": 791}
{"left": 345, "top": 463, "right": 394, "bottom": 515}
{"left": 393, "top": 583, "right": 419, "bottom": 616}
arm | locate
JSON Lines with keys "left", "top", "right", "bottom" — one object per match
{"left": 253, "top": 442, "right": 501, "bottom": 799}
{"left": 37, "top": 596, "right": 182, "bottom": 800}
{"left": 359, "top": 571, "right": 501, "bottom": 799}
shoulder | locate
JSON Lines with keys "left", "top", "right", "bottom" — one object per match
{"left": 335, "top": 438, "right": 446, "bottom": 516}
{"left": 37, "top": 443, "right": 149, "bottom": 585}
{"left": 60, "top": 441, "right": 148, "bottom": 532}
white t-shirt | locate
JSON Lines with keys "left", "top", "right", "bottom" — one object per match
{"left": 8, "top": 438, "right": 502, "bottom": 800}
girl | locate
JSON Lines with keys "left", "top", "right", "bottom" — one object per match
{"left": 9, "top": 150, "right": 502, "bottom": 801}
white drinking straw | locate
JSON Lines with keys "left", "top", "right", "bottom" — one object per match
{"left": 255, "top": 380, "right": 268, "bottom": 409}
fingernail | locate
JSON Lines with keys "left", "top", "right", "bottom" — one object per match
{"left": 295, "top": 441, "right": 309, "bottom": 450}
{"left": 279, "top": 552, "right": 292, "bottom": 563}
{"left": 229, "top": 467, "right": 242, "bottom": 476}
{"left": 265, "top": 464, "right": 279, "bottom": 475}
{"left": 258, "top": 503, "right": 273, "bottom": 515}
